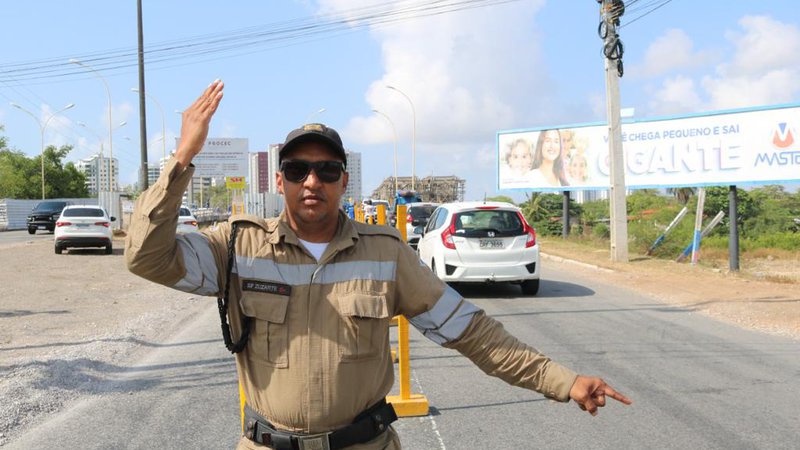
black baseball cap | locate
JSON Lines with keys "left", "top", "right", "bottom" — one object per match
{"left": 279, "top": 123, "right": 347, "bottom": 168}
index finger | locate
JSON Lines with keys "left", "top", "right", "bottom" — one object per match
{"left": 602, "top": 385, "right": 632, "bottom": 405}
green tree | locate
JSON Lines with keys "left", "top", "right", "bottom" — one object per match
{"left": 485, "top": 195, "right": 515, "bottom": 205}
{"left": 207, "top": 184, "right": 229, "bottom": 211}
{"left": 745, "top": 185, "right": 796, "bottom": 236}
{"left": 703, "top": 186, "right": 757, "bottom": 237}
{"left": 666, "top": 187, "right": 696, "bottom": 204}
{"left": 0, "top": 142, "right": 88, "bottom": 199}
{"left": 519, "top": 192, "right": 581, "bottom": 236}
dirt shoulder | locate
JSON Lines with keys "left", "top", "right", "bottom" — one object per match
{"left": 0, "top": 237, "right": 207, "bottom": 445}
{"left": 539, "top": 237, "right": 800, "bottom": 340}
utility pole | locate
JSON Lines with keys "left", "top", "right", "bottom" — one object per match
{"left": 137, "top": 0, "right": 150, "bottom": 191}
{"left": 600, "top": 0, "right": 629, "bottom": 262}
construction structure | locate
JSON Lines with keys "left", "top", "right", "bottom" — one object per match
{"left": 371, "top": 175, "right": 466, "bottom": 203}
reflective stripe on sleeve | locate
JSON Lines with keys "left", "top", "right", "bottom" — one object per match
{"left": 409, "top": 286, "right": 480, "bottom": 345}
{"left": 172, "top": 233, "right": 220, "bottom": 295}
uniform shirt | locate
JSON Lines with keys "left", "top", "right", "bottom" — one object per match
{"left": 126, "top": 158, "right": 577, "bottom": 439}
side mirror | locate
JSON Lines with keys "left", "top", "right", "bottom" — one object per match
{"left": 110, "top": 216, "right": 117, "bottom": 222}
{"left": 413, "top": 226, "right": 425, "bottom": 236}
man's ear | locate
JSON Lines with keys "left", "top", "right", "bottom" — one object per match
{"left": 276, "top": 171, "right": 284, "bottom": 195}
{"left": 341, "top": 171, "right": 349, "bottom": 192}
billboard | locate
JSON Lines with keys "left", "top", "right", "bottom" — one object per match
{"left": 177, "top": 138, "right": 249, "bottom": 178}
{"left": 497, "top": 104, "right": 800, "bottom": 191}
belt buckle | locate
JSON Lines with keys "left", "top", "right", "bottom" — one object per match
{"left": 296, "top": 432, "right": 331, "bottom": 450}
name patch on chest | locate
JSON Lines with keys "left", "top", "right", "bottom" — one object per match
{"left": 242, "top": 279, "right": 292, "bottom": 296}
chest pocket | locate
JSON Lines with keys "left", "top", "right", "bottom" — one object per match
{"left": 240, "top": 290, "right": 290, "bottom": 368}
{"left": 336, "top": 292, "right": 390, "bottom": 362}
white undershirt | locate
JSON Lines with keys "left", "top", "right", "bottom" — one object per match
{"left": 298, "top": 239, "right": 329, "bottom": 261}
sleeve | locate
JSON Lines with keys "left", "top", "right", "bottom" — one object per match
{"left": 444, "top": 312, "right": 578, "bottom": 402}
{"left": 394, "top": 242, "right": 577, "bottom": 402}
{"left": 125, "top": 158, "right": 229, "bottom": 297}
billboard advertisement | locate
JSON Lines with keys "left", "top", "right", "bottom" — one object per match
{"left": 177, "top": 138, "right": 249, "bottom": 178}
{"left": 497, "top": 104, "right": 800, "bottom": 191}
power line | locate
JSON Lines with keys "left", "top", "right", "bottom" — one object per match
{"left": 621, "top": 0, "right": 674, "bottom": 28}
{"left": 0, "top": 0, "right": 524, "bottom": 84}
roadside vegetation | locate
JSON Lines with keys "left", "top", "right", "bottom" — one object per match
{"left": 490, "top": 187, "right": 800, "bottom": 280}
{"left": 0, "top": 127, "right": 89, "bottom": 198}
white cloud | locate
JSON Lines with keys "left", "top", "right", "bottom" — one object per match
{"left": 644, "top": 15, "right": 800, "bottom": 115}
{"left": 317, "top": 0, "right": 549, "bottom": 147}
{"left": 631, "top": 28, "right": 715, "bottom": 78}
{"left": 648, "top": 75, "right": 703, "bottom": 115}
{"left": 703, "top": 15, "right": 800, "bottom": 109}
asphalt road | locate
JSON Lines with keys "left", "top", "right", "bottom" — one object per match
{"left": 0, "top": 229, "right": 54, "bottom": 245}
{"left": 7, "top": 264, "right": 800, "bottom": 449}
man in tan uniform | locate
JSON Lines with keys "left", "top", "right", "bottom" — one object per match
{"left": 126, "top": 80, "right": 631, "bottom": 450}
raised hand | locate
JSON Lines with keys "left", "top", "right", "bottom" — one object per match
{"left": 175, "top": 79, "right": 224, "bottom": 168}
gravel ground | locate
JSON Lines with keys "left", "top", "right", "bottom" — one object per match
{"left": 1, "top": 234, "right": 797, "bottom": 446}
{"left": 0, "top": 236, "right": 209, "bottom": 446}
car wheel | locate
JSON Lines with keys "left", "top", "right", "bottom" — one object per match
{"left": 431, "top": 259, "right": 438, "bottom": 278}
{"left": 55, "top": 245, "right": 63, "bottom": 255}
{"left": 105, "top": 244, "right": 113, "bottom": 255}
{"left": 28, "top": 227, "right": 36, "bottom": 235}
{"left": 521, "top": 279, "right": 540, "bottom": 296}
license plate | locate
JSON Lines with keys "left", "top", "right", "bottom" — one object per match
{"left": 76, "top": 224, "right": 90, "bottom": 228}
{"left": 38, "top": 226, "right": 46, "bottom": 229}
{"left": 479, "top": 239, "right": 504, "bottom": 249}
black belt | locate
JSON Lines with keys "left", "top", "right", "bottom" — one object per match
{"left": 244, "top": 400, "right": 397, "bottom": 450}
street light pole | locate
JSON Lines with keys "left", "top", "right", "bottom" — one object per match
{"left": 70, "top": 58, "right": 115, "bottom": 192}
{"left": 11, "top": 102, "right": 75, "bottom": 199}
{"left": 386, "top": 85, "right": 416, "bottom": 191}
{"left": 372, "top": 109, "right": 398, "bottom": 195}
{"left": 132, "top": 88, "right": 166, "bottom": 161}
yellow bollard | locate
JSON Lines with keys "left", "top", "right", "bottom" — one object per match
{"left": 396, "top": 205, "right": 407, "bottom": 242}
{"left": 239, "top": 382, "right": 246, "bottom": 432}
{"left": 386, "top": 315, "right": 429, "bottom": 416}
{"left": 377, "top": 204, "right": 386, "bottom": 225}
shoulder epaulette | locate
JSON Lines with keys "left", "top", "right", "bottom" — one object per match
{"left": 228, "top": 214, "right": 275, "bottom": 233}
{"left": 352, "top": 221, "right": 403, "bottom": 241}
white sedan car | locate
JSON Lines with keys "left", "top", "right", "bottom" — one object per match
{"left": 177, "top": 207, "right": 199, "bottom": 233}
{"left": 416, "top": 201, "right": 541, "bottom": 295}
{"left": 54, "top": 205, "right": 115, "bottom": 255}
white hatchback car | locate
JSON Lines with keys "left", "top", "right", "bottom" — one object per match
{"left": 54, "top": 205, "right": 115, "bottom": 254}
{"left": 416, "top": 201, "right": 541, "bottom": 295}
{"left": 177, "top": 207, "right": 199, "bottom": 233}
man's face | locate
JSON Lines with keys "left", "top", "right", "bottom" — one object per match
{"left": 276, "top": 142, "right": 348, "bottom": 229}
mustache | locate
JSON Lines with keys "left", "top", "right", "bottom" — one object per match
{"left": 300, "top": 191, "right": 326, "bottom": 201}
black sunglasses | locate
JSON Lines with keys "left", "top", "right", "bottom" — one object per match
{"left": 280, "top": 160, "right": 345, "bottom": 183}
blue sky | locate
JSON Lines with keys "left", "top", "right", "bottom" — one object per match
{"left": 1, "top": 0, "right": 799, "bottom": 200}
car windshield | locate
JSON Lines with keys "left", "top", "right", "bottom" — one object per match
{"left": 63, "top": 208, "right": 105, "bottom": 218}
{"left": 409, "top": 205, "right": 437, "bottom": 220}
{"left": 179, "top": 207, "right": 192, "bottom": 217}
{"left": 453, "top": 209, "right": 524, "bottom": 237}
{"left": 33, "top": 201, "right": 66, "bottom": 211}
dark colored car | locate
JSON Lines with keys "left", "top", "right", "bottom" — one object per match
{"left": 404, "top": 202, "right": 440, "bottom": 249}
{"left": 27, "top": 200, "right": 70, "bottom": 234}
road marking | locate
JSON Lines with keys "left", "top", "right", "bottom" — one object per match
{"left": 411, "top": 369, "right": 447, "bottom": 450}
